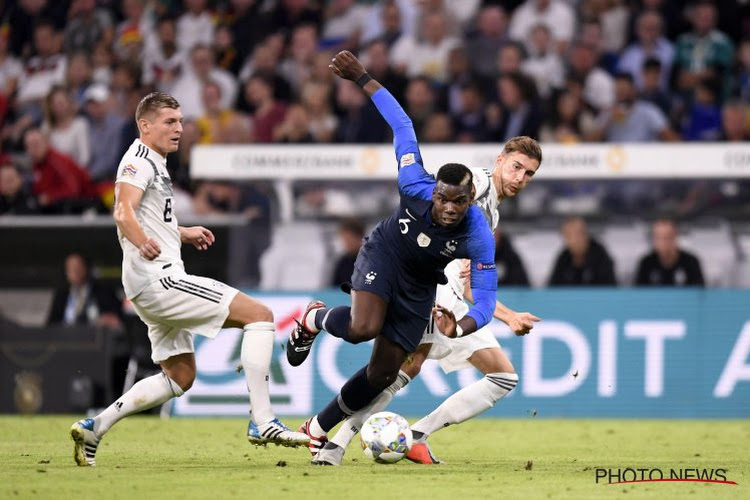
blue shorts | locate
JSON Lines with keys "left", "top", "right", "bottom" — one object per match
{"left": 350, "top": 247, "right": 435, "bottom": 353}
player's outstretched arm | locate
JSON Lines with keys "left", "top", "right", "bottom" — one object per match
{"left": 330, "top": 50, "right": 418, "bottom": 163}
{"left": 460, "top": 259, "right": 541, "bottom": 335}
{"left": 113, "top": 183, "right": 161, "bottom": 260}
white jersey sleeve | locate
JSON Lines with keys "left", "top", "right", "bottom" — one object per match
{"left": 435, "top": 260, "right": 470, "bottom": 319}
{"left": 116, "top": 139, "right": 184, "bottom": 299}
{"left": 470, "top": 166, "right": 499, "bottom": 232}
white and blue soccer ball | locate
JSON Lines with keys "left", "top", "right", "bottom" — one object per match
{"left": 360, "top": 411, "right": 412, "bottom": 464}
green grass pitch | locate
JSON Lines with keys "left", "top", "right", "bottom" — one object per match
{"left": 2, "top": 416, "right": 748, "bottom": 499}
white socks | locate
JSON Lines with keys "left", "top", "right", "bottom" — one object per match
{"left": 411, "top": 372, "right": 518, "bottom": 438}
{"left": 242, "top": 322, "right": 276, "bottom": 425}
{"left": 94, "top": 371, "right": 183, "bottom": 438}
{"left": 331, "top": 370, "right": 411, "bottom": 449}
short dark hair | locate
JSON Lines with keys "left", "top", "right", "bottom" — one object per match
{"left": 135, "top": 92, "right": 180, "bottom": 123}
{"left": 614, "top": 71, "right": 635, "bottom": 85}
{"left": 436, "top": 163, "right": 472, "bottom": 188}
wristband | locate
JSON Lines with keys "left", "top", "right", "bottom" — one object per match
{"left": 355, "top": 73, "right": 373, "bottom": 88}
{"left": 455, "top": 324, "right": 464, "bottom": 338}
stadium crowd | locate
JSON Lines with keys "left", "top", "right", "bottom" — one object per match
{"left": 0, "top": 0, "right": 748, "bottom": 217}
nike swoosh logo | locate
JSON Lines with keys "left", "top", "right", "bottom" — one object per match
{"left": 293, "top": 345, "right": 311, "bottom": 352}
{"left": 405, "top": 208, "right": 417, "bottom": 220}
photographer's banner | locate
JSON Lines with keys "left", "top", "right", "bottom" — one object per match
{"left": 172, "top": 289, "right": 750, "bottom": 418}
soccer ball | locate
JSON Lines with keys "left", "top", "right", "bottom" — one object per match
{"left": 360, "top": 411, "right": 412, "bottom": 463}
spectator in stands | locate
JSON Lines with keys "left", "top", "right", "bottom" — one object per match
{"left": 113, "top": 0, "right": 151, "bottom": 63}
{"left": 172, "top": 44, "right": 238, "bottom": 120}
{"left": 682, "top": 76, "right": 722, "bottom": 141}
{"left": 196, "top": 80, "right": 250, "bottom": 144}
{"left": 638, "top": 58, "right": 672, "bottom": 115}
{"left": 320, "top": 0, "right": 370, "bottom": 52}
{"left": 142, "top": 16, "right": 185, "bottom": 94}
{"left": 539, "top": 89, "right": 585, "bottom": 143}
{"left": 83, "top": 84, "right": 125, "bottom": 183}
{"left": 508, "top": 0, "right": 575, "bottom": 55}
{"left": 23, "top": 128, "right": 93, "bottom": 213}
{"left": 549, "top": 216, "right": 616, "bottom": 286}
{"left": 402, "top": 76, "right": 438, "bottom": 139}
{"left": 719, "top": 100, "right": 750, "bottom": 141}
{"left": 273, "top": 103, "right": 315, "bottom": 143}
{"left": 300, "top": 81, "right": 337, "bottom": 142}
{"left": 567, "top": 40, "right": 615, "bottom": 113}
{"left": 47, "top": 252, "right": 122, "bottom": 328}
{"left": 0, "top": 161, "right": 38, "bottom": 214}
{"left": 588, "top": 72, "right": 680, "bottom": 142}
{"left": 264, "top": 0, "right": 323, "bottom": 36}
{"left": 333, "top": 78, "right": 388, "bottom": 143}
{"left": 495, "top": 231, "right": 530, "bottom": 286}
{"left": 674, "top": 1, "right": 734, "bottom": 98}
{"left": 422, "top": 112, "right": 454, "bottom": 143}
{"left": 222, "top": 0, "right": 264, "bottom": 74}
{"left": 15, "top": 21, "right": 66, "bottom": 115}
{"left": 362, "top": 39, "right": 408, "bottom": 104}
{"left": 734, "top": 37, "right": 750, "bottom": 101}
{"left": 635, "top": 218, "right": 704, "bottom": 286}
{"left": 617, "top": 10, "right": 674, "bottom": 92}
{"left": 176, "top": 0, "right": 214, "bottom": 53}
{"left": 279, "top": 23, "right": 319, "bottom": 94}
{"left": 65, "top": 52, "right": 93, "bottom": 109}
{"left": 578, "top": 0, "right": 629, "bottom": 57}
{"left": 63, "top": 0, "right": 113, "bottom": 54}
{"left": 0, "top": 25, "right": 23, "bottom": 98}
{"left": 390, "top": 10, "right": 461, "bottom": 83}
{"left": 360, "top": 0, "right": 414, "bottom": 48}
{"left": 466, "top": 5, "right": 509, "bottom": 79}
{"left": 42, "top": 86, "right": 91, "bottom": 168}
{"left": 452, "top": 82, "right": 489, "bottom": 142}
{"left": 489, "top": 72, "right": 543, "bottom": 141}
{"left": 245, "top": 72, "right": 287, "bottom": 143}
{"left": 90, "top": 42, "right": 113, "bottom": 86}
{"left": 213, "top": 24, "right": 242, "bottom": 76}
{"left": 497, "top": 41, "right": 526, "bottom": 76}
{"left": 4, "top": 0, "right": 67, "bottom": 58}
{"left": 521, "top": 24, "right": 564, "bottom": 99}
{"left": 330, "top": 218, "right": 365, "bottom": 287}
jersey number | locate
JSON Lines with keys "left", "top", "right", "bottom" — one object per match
{"left": 398, "top": 218, "right": 411, "bottom": 234}
{"left": 163, "top": 198, "right": 173, "bottom": 222}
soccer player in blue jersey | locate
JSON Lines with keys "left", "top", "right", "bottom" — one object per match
{"left": 285, "top": 50, "right": 498, "bottom": 457}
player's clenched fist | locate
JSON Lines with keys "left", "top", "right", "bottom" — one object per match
{"left": 139, "top": 237, "right": 161, "bottom": 260}
{"left": 329, "top": 50, "right": 367, "bottom": 81}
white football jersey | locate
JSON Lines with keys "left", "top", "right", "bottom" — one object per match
{"left": 115, "top": 139, "right": 184, "bottom": 299}
{"left": 470, "top": 166, "right": 499, "bottom": 232}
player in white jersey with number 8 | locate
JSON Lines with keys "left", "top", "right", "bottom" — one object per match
{"left": 70, "top": 92, "right": 308, "bottom": 466}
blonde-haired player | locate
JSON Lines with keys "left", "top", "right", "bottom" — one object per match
{"left": 313, "top": 136, "right": 542, "bottom": 465}
{"left": 70, "top": 92, "right": 308, "bottom": 466}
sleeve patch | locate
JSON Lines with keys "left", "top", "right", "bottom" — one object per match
{"left": 121, "top": 164, "right": 138, "bottom": 177}
{"left": 400, "top": 153, "right": 416, "bottom": 167}
{"left": 476, "top": 262, "right": 496, "bottom": 270}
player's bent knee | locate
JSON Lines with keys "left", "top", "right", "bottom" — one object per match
{"left": 348, "top": 321, "right": 380, "bottom": 344}
{"left": 256, "top": 303, "right": 273, "bottom": 323}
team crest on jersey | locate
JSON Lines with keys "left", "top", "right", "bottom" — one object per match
{"left": 440, "top": 239, "right": 457, "bottom": 257}
{"left": 417, "top": 233, "right": 431, "bottom": 247}
{"left": 400, "top": 153, "right": 416, "bottom": 167}
{"left": 121, "top": 164, "right": 138, "bottom": 177}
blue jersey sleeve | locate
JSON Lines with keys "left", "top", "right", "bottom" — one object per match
{"left": 464, "top": 207, "right": 497, "bottom": 330}
{"left": 371, "top": 88, "right": 433, "bottom": 200}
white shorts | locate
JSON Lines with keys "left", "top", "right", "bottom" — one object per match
{"left": 420, "top": 325, "right": 501, "bottom": 374}
{"left": 132, "top": 272, "right": 239, "bottom": 363}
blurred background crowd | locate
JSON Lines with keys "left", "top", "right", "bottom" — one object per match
{"left": 0, "top": 0, "right": 748, "bottom": 218}
{"left": 0, "top": 0, "right": 749, "bottom": 294}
